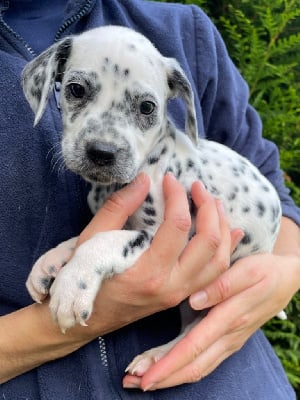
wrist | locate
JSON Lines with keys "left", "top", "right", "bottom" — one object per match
{"left": 0, "top": 301, "right": 96, "bottom": 384}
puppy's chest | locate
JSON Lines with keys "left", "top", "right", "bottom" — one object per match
{"left": 87, "top": 181, "right": 165, "bottom": 234}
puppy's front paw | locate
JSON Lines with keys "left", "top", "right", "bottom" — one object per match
{"left": 26, "top": 237, "right": 77, "bottom": 303}
{"left": 49, "top": 255, "right": 102, "bottom": 333}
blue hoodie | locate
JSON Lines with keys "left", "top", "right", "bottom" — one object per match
{"left": 0, "top": 1, "right": 298, "bottom": 399}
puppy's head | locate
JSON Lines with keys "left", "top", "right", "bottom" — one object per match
{"left": 22, "top": 26, "right": 198, "bottom": 184}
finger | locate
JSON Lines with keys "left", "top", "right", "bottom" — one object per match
{"left": 77, "top": 173, "right": 150, "bottom": 246}
{"left": 230, "top": 228, "right": 245, "bottom": 255}
{"left": 142, "top": 337, "right": 231, "bottom": 390}
{"left": 139, "top": 311, "right": 229, "bottom": 390}
{"left": 179, "top": 184, "right": 233, "bottom": 287}
{"left": 189, "top": 256, "right": 264, "bottom": 310}
{"left": 140, "top": 274, "right": 262, "bottom": 390}
{"left": 141, "top": 257, "right": 280, "bottom": 390}
{"left": 177, "top": 301, "right": 274, "bottom": 387}
{"left": 178, "top": 182, "right": 222, "bottom": 273}
{"left": 144, "top": 173, "right": 191, "bottom": 270}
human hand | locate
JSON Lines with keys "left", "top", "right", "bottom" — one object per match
{"left": 0, "top": 172, "right": 243, "bottom": 384}
{"left": 75, "top": 172, "right": 242, "bottom": 340}
{"left": 127, "top": 250, "right": 300, "bottom": 391}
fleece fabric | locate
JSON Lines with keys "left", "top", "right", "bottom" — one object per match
{"left": 0, "top": 1, "right": 298, "bottom": 399}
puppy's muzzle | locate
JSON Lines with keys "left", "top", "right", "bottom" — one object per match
{"left": 86, "top": 142, "right": 117, "bottom": 167}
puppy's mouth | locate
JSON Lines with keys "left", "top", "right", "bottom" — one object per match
{"left": 79, "top": 165, "right": 136, "bottom": 185}
{"left": 63, "top": 141, "right": 136, "bottom": 185}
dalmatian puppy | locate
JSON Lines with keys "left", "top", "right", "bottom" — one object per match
{"left": 22, "top": 25, "right": 284, "bottom": 376}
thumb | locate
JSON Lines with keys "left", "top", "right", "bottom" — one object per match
{"left": 77, "top": 173, "right": 150, "bottom": 246}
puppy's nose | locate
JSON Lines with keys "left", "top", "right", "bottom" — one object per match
{"left": 86, "top": 142, "right": 117, "bottom": 166}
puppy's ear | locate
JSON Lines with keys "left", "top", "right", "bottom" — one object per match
{"left": 165, "top": 58, "right": 198, "bottom": 145}
{"left": 21, "top": 37, "right": 73, "bottom": 126}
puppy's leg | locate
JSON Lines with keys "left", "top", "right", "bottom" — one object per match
{"left": 26, "top": 237, "right": 78, "bottom": 303}
{"left": 126, "top": 316, "right": 201, "bottom": 377}
{"left": 49, "top": 229, "right": 151, "bottom": 332}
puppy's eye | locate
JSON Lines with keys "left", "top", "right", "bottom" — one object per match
{"left": 69, "top": 83, "right": 86, "bottom": 98}
{"left": 140, "top": 101, "right": 155, "bottom": 115}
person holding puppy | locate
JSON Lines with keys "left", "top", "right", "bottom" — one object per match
{"left": 0, "top": 0, "right": 299, "bottom": 398}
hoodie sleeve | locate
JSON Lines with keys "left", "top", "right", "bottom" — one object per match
{"left": 189, "top": 5, "right": 300, "bottom": 225}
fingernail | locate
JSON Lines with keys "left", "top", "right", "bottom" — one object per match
{"left": 196, "top": 180, "right": 206, "bottom": 191}
{"left": 233, "top": 229, "right": 245, "bottom": 249}
{"left": 190, "top": 290, "right": 208, "bottom": 310}
{"left": 166, "top": 171, "right": 176, "bottom": 180}
{"left": 123, "top": 382, "right": 140, "bottom": 389}
{"left": 132, "top": 172, "right": 147, "bottom": 186}
{"left": 143, "top": 383, "right": 156, "bottom": 392}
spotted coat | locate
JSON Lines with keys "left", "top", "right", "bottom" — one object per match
{"left": 22, "top": 26, "right": 283, "bottom": 374}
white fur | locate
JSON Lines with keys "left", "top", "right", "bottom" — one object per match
{"left": 23, "top": 26, "right": 284, "bottom": 375}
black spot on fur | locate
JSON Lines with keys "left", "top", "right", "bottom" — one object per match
{"left": 124, "top": 230, "right": 150, "bottom": 257}
{"left": 232, "top": 166, "right": 240, "bottom": 177}
{"left": 143, "top": 207, "right": 156, "bottom": 217}
{"left": 114, "top": 64, "right": 119, "bottom": 74}
{"left": 48, "top": 265, "right": 57, "bottom": 275}
{"left": 128, "top": 43, "right": 136, "bottom": 51}
{"left": 81, "top": 310, "right": 89, "bottom": 320}
{"left": 252, "top": 172, "right": 259, "bottom": 181}
{"left": 40, "top": 276, "right": 53, "bottom": 290}
{"left": 228, "top": 192, "right": 236, "bottom": 201}
{"left": 175, "top": 161, "right": 182, "bottom": 178}
{"left": 256, "top": 201, "right": 266, "bottom": 217}
{"left": 30, "top": 87, "right": 42, "bottom": 102}
{"left": 148, "top": 156, "right": 159, "bottom": 165}
{"left": 145, "top": 193, "right": 154, "bottom": 204}
{"left": 242, "top": 206, "right": 251, "bottom": 213}
{"left": 241, "top": 232, "right": 252, "bottom": 245}
{"left": 262, "top": 185, "right": 270, "bottom": 192}
{"left": 143, "top": 218, "right": 156, "bottom": 226}
{"left": 271, "top": 205, "right": 281, "bottom": 221}
{"left": 187, "top": 159, "right": 195, "bottom": 169}
{"left": 161, "top": 146, "right": 167, "bottom": 156}
{"left": 79, "top": 281, "right": 87, "bottom": 290}
{"left": 251, "top": 244, "right": 260, "bottom": 253}
{"left": 167, "top": 69, "right": 190, "bottom": 96}
{"left": 187, "top": 114, "right": 196, "bottom": 131}
{"left": 210, "top": 186, "right": 221, "bottom": 196}
{"left": 123, "top": 247, "right": 129, "bottom": 258}
{"left": 197, "top": 171, "right": 203, "bottom": 181}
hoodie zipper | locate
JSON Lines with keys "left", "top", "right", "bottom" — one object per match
{"left": 0, "top": 14, "right": 36, "bottom": 56}
{"left": 0, "top": 0, "right": 95, "bottom": 57}
{"left": 99, "top": 336, "right": 126, "bottom": 399}
{"left": 54, "top": 0, "right": 95, "bottom": 42}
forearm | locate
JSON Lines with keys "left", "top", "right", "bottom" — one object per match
{"left": 0, "top": 302, "right": 96, "bottom": 384}
{"left": 273, "top": 216, "right": 300, "bottom": 257}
